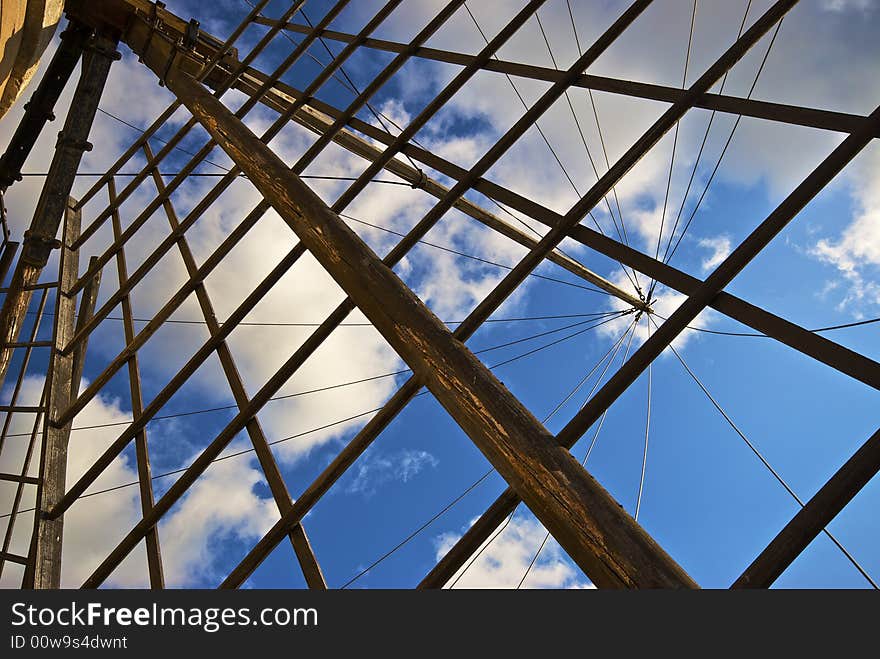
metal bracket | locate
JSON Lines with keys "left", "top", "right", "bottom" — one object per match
{"left": 184, "top": 19, "right": 200, "bottom": 50}
{"left": 56, "top": 131, "right": 93, "bottom": 152}
{"left": 20, "top": 230, "right": 62, "bottom": 268}
{"left": 411, "top": 168, "right": 428, "bottom": 190}
{"left": 139, "top": 1, "right": 166, "bottom": 64}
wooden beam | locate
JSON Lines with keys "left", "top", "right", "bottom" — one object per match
{"left": 732, "top": 426, "right": 880, "bottom": 588}
{"left": 0, "top": 24, "right": 88, "bottom": 189}
{"left": 143, "top": 61, "right": 697, "bottom": 588}
{"left": 252, "top": 17, "right": 880, "bottom": 138}
{"left": 30, "top": 200, "right": 80, "bottom": 589}
{"left": 218, "top": 69, "right": 648, "bottom": 311}
{"left": 0, "top": 33, "right": 116, "bottom": 393}
{"left": 108, "top": 178, "right": 165, "bottom": 588}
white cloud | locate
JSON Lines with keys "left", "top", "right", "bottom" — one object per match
{"left": 0, "top": 377, "right": 279, "bottom": 588}
{"left": 433, "top": 515, "right": 592, "bottom": 589}
{"left": 697, "top": 235, "right": 732, "bottom": 273}
{"left": 345, "top": 448, "right": 438, "bottom": 497}
{"left": 2, "top": 0, "right": 879, "bottom": 588}
{"left": 810, "top": 146, "right": 880, "bottom": 313}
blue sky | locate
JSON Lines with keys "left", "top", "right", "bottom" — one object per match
{"left": 1, "top": 0, "right": 879, "bottom": 589}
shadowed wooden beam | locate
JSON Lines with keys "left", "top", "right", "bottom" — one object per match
{"left": 108, "top": 177, "right": 165, "bottom": 588}
{"left": 0, "top": 33, "right": 117, "bottom": 394}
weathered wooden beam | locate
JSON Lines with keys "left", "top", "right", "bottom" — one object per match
{"left": 0, "top": 33, "right": 116, "bottom": 393}
{"left": 252, "top": 17, "right": 880, "bottom": 139}
{"left": 207, "top": 0, "right": 663, "bottom": 589}
{"left": 0, "top": 24, "right": 88, "bottom": 189}
{"left": 146, "top": 62, "right": 697, "bottom": 588}
{"left": 30, "top": 200, "right": 80, "bottom": 589}
{"left": 732, "top": 426, "right": 880, "bottom": 588}
{"left": 417, "top": 0, "right": 812, "bottom": 586}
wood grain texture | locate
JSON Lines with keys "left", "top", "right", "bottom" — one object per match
{"left": 161, "top": 65, "right": 696, "bottom": 589}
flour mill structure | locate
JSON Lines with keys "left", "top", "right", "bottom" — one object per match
{"left": 0, "top": 0, "right": 877, "bottom": 589}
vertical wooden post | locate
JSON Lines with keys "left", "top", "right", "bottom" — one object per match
{"left": 108, "top": 177, "right": 164, "bottom": 588}
{"left": 70, "top": 256, "right": 101, "bottom": 393}
{"left": 29, "top": 200, "right": 80, "bottom": 589}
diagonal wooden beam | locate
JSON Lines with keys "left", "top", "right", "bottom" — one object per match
{"left": 146, "top": 64, "right": 697, "bottom": 590}
{"left": 251, "top": 18, "right": 879, "bottom": 138}
{"left": 732, "top": 426, "right": 880, "bottom": 588}
{"left": 108, "top": 178, "right": 165, "bottom": 589}
{"left": 214, "top": 69, "right": 648, "bottom": 311}
{"left": 205, "top": 45, "right": 880, "bottom": 392}
{"left": 141, "top": 147, "right": 327, "bottom": 589}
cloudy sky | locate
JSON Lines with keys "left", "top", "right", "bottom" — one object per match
{"left": 1, "top": 0, "right": 878, "bottom": 589}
